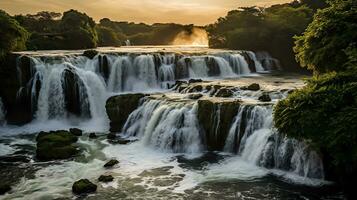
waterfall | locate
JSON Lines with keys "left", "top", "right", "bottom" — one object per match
{"left": 121, "top": 99, "right": 203, "bottom": 153}
{"left": 224, "top": 105, "right": 325, "bottom": 179}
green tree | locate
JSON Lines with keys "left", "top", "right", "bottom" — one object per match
{"left": 0, "top": 10, "right": 28, "bottom": 58}
{"left": 61, "top": 9, "right": 98, "bottom": 49}
{"left": 294, "top": 0, "right": 357, "bottom": 73}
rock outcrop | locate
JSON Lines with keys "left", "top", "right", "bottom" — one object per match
{"left": 106, "top": 93, "right": 147, "bottom": 132}
{"left": 36, "top": 130, "right": 78, "bottom": 161}
{"left": 197, "top": 99, "right": 241, "bottom": 151}
{"left": 72, "top": 179, "right": 97, "bottom": 195}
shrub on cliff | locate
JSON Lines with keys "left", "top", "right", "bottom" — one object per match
{"left": 274, "top": 71, "right": 357, "bottom": 168}
{"left": 0, "top": 10, "right": 28, "bottom": 58}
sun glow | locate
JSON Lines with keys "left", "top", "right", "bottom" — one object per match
{"left": 172, "top": 28, "right": 209, "bottom": 46}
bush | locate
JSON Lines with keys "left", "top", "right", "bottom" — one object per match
{"left": 274, "top": 70, "right": 357, "bottom": 176}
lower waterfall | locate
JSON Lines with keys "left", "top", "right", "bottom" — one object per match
{"left": 121, "top": 99, "right": 203, "bottom": 154}
{"left": 118, "top": 98, "right": 325, "bottom": 181}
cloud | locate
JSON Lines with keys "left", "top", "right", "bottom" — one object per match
{"left": 0, "top": 0, "right": 291, "bottom": 25}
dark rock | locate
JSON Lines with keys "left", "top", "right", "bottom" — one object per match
{"left": 83, "top": 50, "right": 99, "bottom": 59}
{"left": 0, "top": 184, "right": 11, "bottom": 195}
{"left": 197, "top": 100, "right": 241, "bottom": 151}
{"left": 36, "top": 130, "right": 78, "bottom": 161}
{"left": 188, "top": 79, "right": 203, "bottom": 84}
{"left": 241, "top": 52, "right": 256, "bottom": 72}
{"left": 88, "top": 133, "right": 97, "bottom": 139}
{"left": 98, "top": 175, "right": 114, "bottom": 183}
{"left": 215, "top": 88, "right": 234, "bottom": 98}
{"left": 0, "top": 155, "right": 31, "bottom": 163}
{"left": 205, "top": 57, "right": 221, "bottom": 76}
{"left": 62, "top": 68, "right": 91, "bottom": 118}
{"left": 258, "top": 93, "right": 271, "bottom": 102}
{"left": 72, "top": 179, "right": 97, "bottom": 195}
{"left": 109, "top": 138, "right": 137, "bottom": 145}
{"left": 106, "top": 93, "right": 147, "bottom": 132}
{"left": 175, "top": 58, "right": 190, "bottom": 79}
{"left": 188, "top": 85, "right": 203, "bottom": 93}
{"left": 69, "top": 128, "right": 83, "bottom": 136}
{"left": 107, "top": 133, "right": 116, "bottom": 140}
{"left": 104, "top": 159, "right": 119, "bottom": 168}
{"left": 98, "top": 55, "right": 110, "bottom": 81}
{"left": 187, "top": 94, "right": 203, "bottom": 100}
{"left": 246, "top": 83, "right": 260, "bottom": 91}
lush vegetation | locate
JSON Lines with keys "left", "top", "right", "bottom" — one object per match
{"left": 0, "top": 10, "right": 28, "bottom": 58}
{"left": 274, "top": 0, "right": 356, "bottom": 195}
{"left": 0, "top": 9, "right": 198, "bottom": 51}
{"left": 206, "top": 0, "right": 327, "bottom": 71}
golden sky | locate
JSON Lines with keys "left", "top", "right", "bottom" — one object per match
{"left": 0, "top": 0, "right": 291, "bottom": 25}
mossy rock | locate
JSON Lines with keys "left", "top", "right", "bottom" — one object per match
{"left": 258, "top": 93, "right": 271, "bottom": 102}
{"left": 215, "top": 88, "right": 234, "bottom": 98}
{"left": 106, "top": 93, "right": 147, "bottom": 132}
{"left": 104, "top": 159, "right": 119, "bottom": 168}
{"left": 36, "top": 130, "right": 78, "bottom": 161}
{"left": 83, "top": 50, "right": 99, "bottom": 59}
{"left": 0, "top": 184, "right": 11, "bottom": 195}
{"left": 98, "top": 175, "right": 114, "bottom": 183}
{"left": 197, "top": 100, "right": 241, "bottom": 151}
{"left": 246, "top": 83, "right": 260, "bottom": 91}
{"left": 88, "top": 133, "right": 97, "bottom": 139}
{"left": 69, "top": 128, "right": 83, "bottom": 136}
{"left": 72, "top": 179, "right": 97, "bottom": 195}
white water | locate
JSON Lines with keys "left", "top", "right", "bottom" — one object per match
{"left": 122, "top": 99, "right": 203, "bottom": 154}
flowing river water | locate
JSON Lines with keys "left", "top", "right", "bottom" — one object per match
{"left": 0, "top": 46, "right": 345, "bottom": 199}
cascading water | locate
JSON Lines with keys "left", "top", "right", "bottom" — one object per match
{"left": 121, "top": 99, "right": 203, "bottom": 154}
{"left": 224, "top": 105, "right": 325, "bottom": 179}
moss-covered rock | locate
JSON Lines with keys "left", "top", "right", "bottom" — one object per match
{"left": 83, "top": 50, "right": 98, "bottom": 59}
{"left": 69, "top": 128, "right": 83, "bottom": 136}
{"left": 197, "top": 99, "right": 241, "bottom": 150}
{"left": 36, "top": 130, "right": 78, "bottom": 161}
{"left": 106, "top": 93, "right": 147, "bottom": 132}
{"left": 98, "top": 175, "right": 114, "bottom": 183}
{"left": 246, "top": 83, "right": 260, "bottom": 91}
{"left": 104, "top": 159, "right": 119, "bottom": 168}
{"left": 72, "top": 179, "right": 97, "bottom": 195}
{"left": 215, "top": 88, "right": 234, "bottom": 98}
{"left": 88, "top": 133, "right": 97, "bottom": 139}
{"left": 258, "top": 93, "right": 271, "bottom": 102}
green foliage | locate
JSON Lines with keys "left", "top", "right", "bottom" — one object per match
{"left": 96, "top": 25, "right": 123, "bottom": 46}
{"left": 61, "top": 10, "right": 98, "bottom": 49}
{"left": 274, "top": 70, "right": 357, "bottom": 171}
{"left": 0, "top": 10, "right": 28, "bottom": 58}
{"left": 294, "top": 0, "right": 357, "bottom": 73}
{"left": 207, "top": 4, "right": 314, "bottom": 71}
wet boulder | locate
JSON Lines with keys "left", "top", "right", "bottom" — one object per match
{"left": 205, "top": 57, "right": 221, "bottom": 76}
{"left": 82, "top": 50, "right": 99, "bottom": 59}
{"left": 258, "top": 93, "right": 271, "bottom": 102}
{"left": 98, "top": 175, "right": 114, "bottom": 183}
{"left": 88, "top": 133, "right": 97, "bottom": 139}
{"left": 244, "top": 83, "right": 260, "bottom": 91}
{"left": 215, "top": 88, "right": 234, "bottom": 98}
{"left": 197, "top": 99, "right": 241, "bottom": 151}
{"left": 36, "top": 130, "right": 78, "bottom": 161}
{"left": 104, "top": 159, "right": 119, "bottom": 168}
{"left": 98, "top": 55, "right": 110, "bottom": 81}
{"left": 187, "top": 93, "right": 203, "bottom": 100}
{"left": 187, "top": 85, "right": 203, "bottom": 93}
{"left": 62, "top": 68, "right": 91, "bottom": 118}
{"left": 106, "top": 93, "right": 147, "bottom": 132}
{"left": 72, "top": 179, "right": 97, "bottom": 195}
{"left": 107, "top": 133, "right": 116, "bottom": 140}
{"left": 188, "top": 79, "right": 203, "bottom": 84}
{"left": 69, "top": 128, "right": 83, "bottom": 136}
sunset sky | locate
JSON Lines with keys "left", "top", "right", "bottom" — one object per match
{"left": 0, "top": 0, "right": 291, "bottom": 25}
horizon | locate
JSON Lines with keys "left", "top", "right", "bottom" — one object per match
{"left": 1, "top": 0, "right": 291, "bottom": 25}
